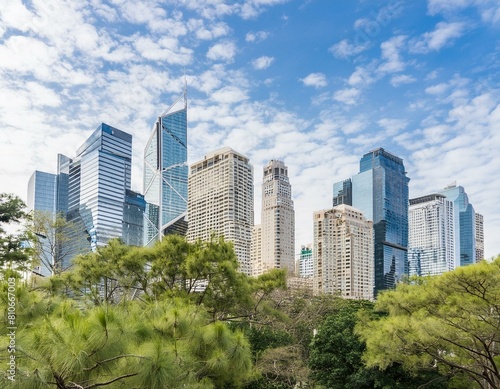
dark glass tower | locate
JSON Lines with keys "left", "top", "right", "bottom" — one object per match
{"left": 143, "top": 90, "right": 188, "bottom": 246}
{"left": 332, "top": 178, "right": 352, "bottom": 206}
{"left": 352, "top": 148, "right": 410, "bottom": 295}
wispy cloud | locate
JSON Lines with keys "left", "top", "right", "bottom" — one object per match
{"left": 409, "top": 22, "right": 467, "bottom": 53}
{"left": 206, "top": 40, "right": 237, "bottom": 62}
{"left": 329, "top": 39, "right": 370, "bottom": 59}
{"left": 252, "top": 56, "right": 274, "bottom": 70}
{"left": 300, "top": 73, "right": 327, "bottom": 88}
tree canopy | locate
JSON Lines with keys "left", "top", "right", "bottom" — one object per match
{"left": 356, "top": 256, "right": 500, "bottom": 389}
{"left": 0, "top": 193, "right": 31, "bottom": 267}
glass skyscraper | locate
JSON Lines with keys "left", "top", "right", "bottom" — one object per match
{"left": 27, "top": 170, "right": 58, "bottom": 276}
{"left": 66, "top": 123, "right": 133, "bottom": 250}
{"left": 143, "top": 90, "right": 188, "bottom": 246}
{"left": 352, "top": 148, "right": 410, "bottom": 295}
{"left": 332, "top": 178, "right": 352, "bottom": 207}
{"left": 440, "top": 183, "right": 476, "bottom": 266}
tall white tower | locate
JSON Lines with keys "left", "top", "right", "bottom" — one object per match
{"left": 187, "top": 147, "right": 254, "bottom": 275}
{"left": 408, "top": 194, "right": 456, "bottom": 276}
{"left": 257, "top": 160, "right": 295, "bottom": 276}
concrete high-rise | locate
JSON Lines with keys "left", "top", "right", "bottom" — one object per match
{"left": 408, "top": 194, "right": 456, "bottom": 277}
{"left": 144, "top": 91, "right": 188, "bottom": 246}
{"left": 439, "top": 183, "right": 476, "bottom": 266}
{"left": 313, "top": 205, "right": 373, "bottom": 300}
{"left": 475, "top": 213, "right": 484, "bottom": 261}
{"left": 187, "top": 147, "right": 254, "bottom": 275}
{"left": 251, "top": 225, "right": 262, "bottom": 277}
{"left": 257, "top": 160, "right": 295, "bottom": 276}
{"left": 298, "top": 244, "right": 313, "bottom": 278}
{"left": 350, "top": 148, "right": 409, "bottom": 295}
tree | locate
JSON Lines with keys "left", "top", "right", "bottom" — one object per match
{"left": 28, "top": 210, "right": 88, "bottom": 276}
{"left": 0, "top": 284, "right": 253, "bottom": 388}
{"left": 309, "top": 299, "right": 447, "bottom": 388}
{"left": 356, "top": 256, "right": 500, "bottom": 389}
{"left": 0, "top": 193, "right": 31, "bottom": 268}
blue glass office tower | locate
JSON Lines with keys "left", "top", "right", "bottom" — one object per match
{"left": 67, "top": 123, "right": 132, "bottom": 250}
{"left": 440, "top": 183, "right": 476, "bottom": 266}
{"left": 144, "top": 90, "right": 188, "bottom": 246}
{"left": 27, "top": 171, "right": 58, "bottom": 276}
{"left": 352, "top": 148, "right": 410, "bottom": 295}
{"left": 333, "top": 178, "right": 352, "bottom": 206}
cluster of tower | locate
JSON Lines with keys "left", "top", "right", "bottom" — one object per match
{"left": 27, "top": 91, "right": 296, "bottom": 279}
{"left": 27, "top": 91, "right": 484, "bottom": 298}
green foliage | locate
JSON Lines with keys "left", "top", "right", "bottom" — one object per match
{"left": 0, "top": 193, "right": 32, "bottom": 268}
{"left": 357, "top": 257, "right": 500, "bottom": 389}
{"left": 0, "top": 286, "right": 254, "bottom": 388}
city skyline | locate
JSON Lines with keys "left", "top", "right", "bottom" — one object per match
{"left": 1, "top": 1, "right": 499, "bottom": 258}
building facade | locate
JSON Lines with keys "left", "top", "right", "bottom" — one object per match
{"left": 66, "top": 123, "right": 133, "bottom": 250}
{"left": 143, "top": 91, "right": 188, "bottom": 246}
{"left": 351, "top": 148, "right": 409, "bottom": 295}
{"left": 439, "top": 183, "right": 476, "bottom": 266}
{"left": 297, "top": 244, "right": 313, "bottom": 278}
{"left": 187, "top": 147, "right": 254, "bottom": 275}
{"left": 257, "top": 160, "right": 295, "bottom": 276}
{"left": 408, "top": 194, "right": 456, "bottom": 277}
{"left": 475, "top": 213, "right": 484, "bottom": 261}
{"left": 332, "top": 178, "right": 352, "bottom": 207}
{"left": 251, "top": 225, "right": 262, "bottom": 277}
{"left": 27, "top": 171, "right": 58, "bottom": 276}
{"left": 313, "top": 205, "right": 373, "bottom": 300}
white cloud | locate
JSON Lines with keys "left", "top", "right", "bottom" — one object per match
{"left": 425, "top": 82, "right": 449, "bottom": 95}
{"left": 134, "top": 36, "right": 193, "bottom": 65}
{"left": 245, "top": 30, "right": 269, "bottom": 42}
{"left": 300, "top": 73, "right": 327, "bottom": 88}
{"left": 410, "top": 22, "right": 466, "bottom": 53}
{"left": 206, "top": 41, "right": 237, "bottom": 62}
{"left": 329, "top": 39, "right": 370, "bottom": 59}
{"left": 252, "top": 56, "right": 274, "bottom": 70}
{"left": 210, "top": 85, "right": 248, "bottom": 104}
{"left": 390, "top": 74, "right": 416, "bottom": 86}
{"left": 333, "top": 88, "right": 361, "bottom": 105}
{"left": 238, "top": 0, "right": 289, "bottom": 20}
{"left": 428, "top": 0, "right": 500, "bottom": 25}
{"left": 378, "top": 35, "right": 406, "bottom": 74}
{"left": 348, "top": 66, "right": 376, "bottom": 87}
{"left": 377, "top": 118, "right": 407, "bottom": 136}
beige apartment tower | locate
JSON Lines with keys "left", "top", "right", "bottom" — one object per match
{"left": 187, "top": 147, "right": 254, "bottom": 275}
{"left": 254, "top": 160, "right": 295, "bottom": 276}
{"left": 313, "top": 205, "right": 373, "bottom": 300}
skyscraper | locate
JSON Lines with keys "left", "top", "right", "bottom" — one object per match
{"left": 258, "top": 160, "right": 295, "bottom": 276}
{"left": 251, "top": 225, "right": 262, "bottom": 277}
{"left": 313, "top": 205, "right": 373, "bottom": 300}
{"left": 475, "top": 213, "right": 484, "bottom": 262}
{"left": 143, "top": 91, "right": 188, "bottom": 246}
{"left": 66, "top": 123, "right": 133, "bottom": 250}
{"left": 332, "top": 178, "right": 352, "bottom": 207}
{"left": 351, "top": 148, "right": 410, "bottom": 295}
{"left": 440, "top": 183, "right": 476, "bottom": 266}
{"left": 408, "top": 194, "right": 456, "bottom": 277}
{"left": 187, "top": 147, "right": 254, "bottom": 275}
{"left": 27, "top": 170, "right": 58, "bottom": 276}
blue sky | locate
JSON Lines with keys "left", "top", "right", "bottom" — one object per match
{"left": 1, "top": 0, "right": 499, "bottom": 258}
